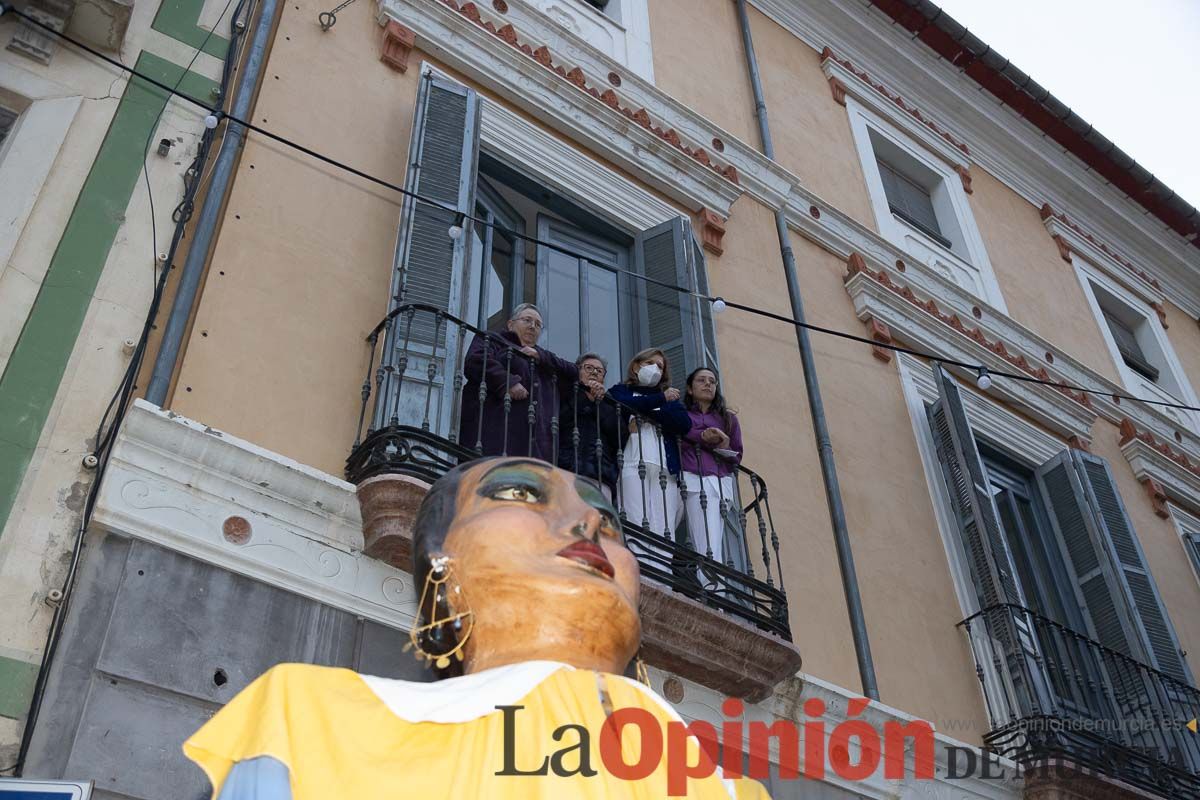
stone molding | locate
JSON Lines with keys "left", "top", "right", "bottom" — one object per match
{"left": 92, "top": 401, "right": 419, "bottom": 629}
{"left": 845, "top": 266, "right": 1098, "bottom": 442}
{"left": 820, "top": 46, "right": 971, "bottom": 168}
{"left": 1119, "top": 418, "right": 1200, "bottom": 518}
{"left": 1039, "top": 204, "right": 1165, "bottom": 308}
{"left": 380, "top": 20, "right": 416, "bottom": 71}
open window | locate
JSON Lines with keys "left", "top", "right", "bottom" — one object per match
{"left": 1075, "top": 258, "right": 1200, "bottom": 432}
{"left": 376, "top": 70, "right": 717, "bottom": 436}
{"left": 0, "top": 103, "right": 19, "bottom": 152}
{"left": 926, "top": 364, "right": 1192, "bottom": 686}
{"left": 844, "top": 100, "right": 1004, "bottom": 311}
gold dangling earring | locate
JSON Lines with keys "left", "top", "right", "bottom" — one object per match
{"left": 404, "top": 555, "right": 474, "bottom": 669}
{"left": 635, "top": 650, "right": 651, "bottom": 688}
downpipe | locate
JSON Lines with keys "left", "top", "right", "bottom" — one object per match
{"left": 734, "top": 0, "right": 879, "bottom": 701}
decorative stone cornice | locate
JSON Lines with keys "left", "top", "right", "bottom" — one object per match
{"left": 820, "top": 46, "right": 971, "bottom": 166}
{"left": 379, "top": 0, "right": 766, "bottom": 215}
{"left": 92, "top": 401, "right": 419, "bottom": 628}
{"left": 1119, "top": 417, "right": 1200, "bottom": 517}
{"left": 380, "top": 20, "right": 416, "bottom": 71}
{"left": 844, "top": 260, "right": 1098, "bottom": 441}
{"left": 1039, "top": 204, "right": 1165, "bottom": 307}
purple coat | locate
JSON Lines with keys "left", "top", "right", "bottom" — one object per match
{"left": 458, "top": 329, "right": 578, "bottom": 460}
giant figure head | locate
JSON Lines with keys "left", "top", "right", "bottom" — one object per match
{"left": 411, "top": 457, "right": 641, "bottom": 675}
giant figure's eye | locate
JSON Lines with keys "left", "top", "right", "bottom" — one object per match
{"left": 492, "top": 486, "right": 540, "bottom": 503}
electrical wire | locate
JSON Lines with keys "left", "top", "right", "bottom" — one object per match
{"left": 4, "top": 6, "right": 1200, "bottom": 413}
{"left": 3, "top": 0, "right": 255, "bottom": 776}
{"left": 6, "top": 3, "right": 1198, "bottom": 413}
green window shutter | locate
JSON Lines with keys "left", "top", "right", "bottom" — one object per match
{"left": 634, "top": 216, "right": 714, "bottom": 380}
{"left": 389, "top": 72, "right": 481, "bottom": 343}
{"left": 926, "top": 364, "right": 1050, "bottom": 714}
{"left": 376, "top": 72, "right": 481, "bottom": 431}
{"left": 1036, "top": 450, "right": 1192, "bottom": 685}
{"left": 926, "top": 365, "right": 1025, "bottom": 610}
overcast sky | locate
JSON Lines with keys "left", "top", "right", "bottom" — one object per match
{"left": 930, "top": 0, "right": 1200, "bottom": 209}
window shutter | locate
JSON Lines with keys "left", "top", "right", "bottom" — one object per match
{"left": 926, "top": 364, "right": 1049, "bottom": 712}
{"left": 0, "top": 106, "right": 18, "bottom": 150}
{"left": 389, "top": 72, "right": 481, "bottom": 346}
{"left": 1036, "top": 450, "right": 1192, "bottom": 684}
{"left": 376, "top": 72, "right": 481, "bottom": 432}
{"left": 635, "top": 217, "right": 697, "bottom": 379}
{"left": 690, "top": 235, "right": 719, "bottom": 370}
{"left": 926, "top": 365, "right": 1025, "bottom": 610}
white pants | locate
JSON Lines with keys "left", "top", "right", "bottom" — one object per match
{"left": 683, "top": 472, "right": 734, "bottom": 565}
{"left": 620, "top": 463, "right": 681, "bottom": 535}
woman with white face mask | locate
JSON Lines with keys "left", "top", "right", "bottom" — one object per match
{"left": 607, "top": 348, "right": 691, "bottom": 536}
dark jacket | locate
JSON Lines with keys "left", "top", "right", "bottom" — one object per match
{"left": 607, "top": 383, "right": 692, "bottom": 475}
{"left": 557, "top": 384, "right": 621, "bottom": 493}
{"left": 459, "top": 329, "right": 577, "bottom": 460}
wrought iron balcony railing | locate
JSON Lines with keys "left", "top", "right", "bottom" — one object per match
{"left": 346, "top": 304, "right": 790, "bottom": 640}
{"left": 959, "top": 603, "right": 1200, "bottom": 797}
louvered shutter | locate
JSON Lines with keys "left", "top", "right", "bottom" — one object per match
{"left": 1036, "top": 450, "right": 1192, "bottom": 684}
{"left": 375, "top": 72, "right": 481, "bottom": 432}
{"left": 635, "top": 217, "right": 711, "bottom": 379}
{"left": 690, "top": 235, "right": 719, "bottom": 370}
{"left": 926, "top": 364, "right": 1049, "bottom": 712}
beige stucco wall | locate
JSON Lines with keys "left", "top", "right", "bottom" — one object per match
{"left": 649, "top": 2, "right": 877, "bottom": 232}
{"left": 705, "top": 211, "right": 990, "bottom": 734}
{"left": 1163, "top": 299, "right": 1200, "bottom": 396}
{"left": 967, "top": 167, "right": 1123, "bottom": 382}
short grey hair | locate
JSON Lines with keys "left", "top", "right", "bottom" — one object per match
{"left": 509, "top": 303, "right": 541, "bottom": 321}
{"left": 576, "top": 352, "right": 607, "bottom": 370}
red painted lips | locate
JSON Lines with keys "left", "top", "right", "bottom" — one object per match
{"left": 556, "top": 540, "right": 615, "bottom": 579}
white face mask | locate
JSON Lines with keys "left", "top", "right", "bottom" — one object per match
{"left": 636, "top": 363, "right": 662, "bottom": 387}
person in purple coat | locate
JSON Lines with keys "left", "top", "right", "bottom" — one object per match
{"left": 459, "top": 304, "right": 578, "bottom": 460}
{"left": 680, "top": 367, "right": 743, "bottom": 572}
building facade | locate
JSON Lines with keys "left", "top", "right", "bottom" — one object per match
{"left": 3, "top": 0, "right": 1200, "bottom": 797}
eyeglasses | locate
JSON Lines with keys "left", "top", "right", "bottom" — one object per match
{"left": 580, "top": 363, "right": 606, "bottom": 376}
{"left": 513, "top": 316, "right": 543, "bottom": 329}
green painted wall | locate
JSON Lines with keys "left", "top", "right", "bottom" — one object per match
{"left": 0, "top": 53, "right": 216, "bottom": 562}
{"left": 153, "top": 0, "right": 231, "bottom": 59}
{"left": 0, "top": 656, "right": 38, "bottom": 720}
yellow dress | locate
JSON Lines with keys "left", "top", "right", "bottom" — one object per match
{"left": 184, "top": 661, "right": 770, "bottom": 799}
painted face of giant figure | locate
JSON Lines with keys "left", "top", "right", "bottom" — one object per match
{"left": 411, "top": 457, "right": 641, "bottom": 675}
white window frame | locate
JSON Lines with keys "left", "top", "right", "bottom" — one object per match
{"left": 523, "top": 0, "right": 654, "bottom": 82}
{"left": 1073, "top": 256, "right": 1200, "bottom": 433}
{"left": 845, "top": 96, "right": 1006, "bottom": 313}
{"left": 1167, "top": 504, "right": 1200, "bottom": 591}
{"left": 897, "top": 353, "right": 1061, "bottom": 620}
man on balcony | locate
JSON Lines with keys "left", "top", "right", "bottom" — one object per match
{"left": 459, "top": 304, "right": 579, "bottom": 460}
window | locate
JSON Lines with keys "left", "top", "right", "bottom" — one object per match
{"left": 925, "top": 363, "right": 1192, "bottom": 685}
{"left": 844, "top": 100, "right": 1005, "bottom": 311}
{"left": 0, "top": 105, "right": 18, "bottom": 151}
{"left": 1075, "top": 260, "right": 1200, "bottom": 431}
{"left": 876, "top": 157, "right": 948, "bottom": 248}
{"left": 376, "top": 71, "right": 716, "bottom": 435}
{"left": 523, "top": 0, "right": 654, "bottom": 81}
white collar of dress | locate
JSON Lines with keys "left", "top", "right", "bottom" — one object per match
{"left": 358, "top": 660, "right": 677, "bottom": 724}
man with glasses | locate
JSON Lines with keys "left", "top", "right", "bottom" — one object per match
{"left": 460, "top": 304, "right": 579, "bottom": 460}
{"left": 557, "top": 353, "right": 620, "bottom": 500}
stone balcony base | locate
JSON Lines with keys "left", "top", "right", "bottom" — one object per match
{"left": 1023, "top": 758, "right": 1164, "bottom": 800}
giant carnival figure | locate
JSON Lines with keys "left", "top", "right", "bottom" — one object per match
{"left": 184, "top": 457, "right": 770, "bottom": 798}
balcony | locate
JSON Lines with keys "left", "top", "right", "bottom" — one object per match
{"left": 345, "top": 304, "right": 801, "bottom": 700}
{"left": 960, "top": 603, "right": 1200, "bottom": 798}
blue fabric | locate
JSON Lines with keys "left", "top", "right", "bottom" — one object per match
{"left": 607, "top": 384, "right": 691, "bottom": 475}
{"left": 216, "top": 756, "right": 292, "bottom": 800}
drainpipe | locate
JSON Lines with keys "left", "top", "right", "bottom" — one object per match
{"left": 145, "top": 0, "right": 280, "bottom": 406}
{"left": 734, "top": 0, "right": 879, "bottom": 701}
